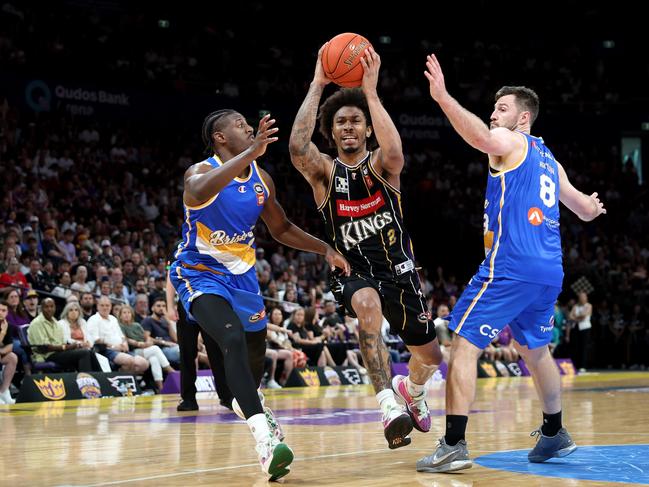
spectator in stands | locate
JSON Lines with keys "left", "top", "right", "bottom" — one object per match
{"left": 71, "top": 265, "right": 92, "bottom": 294}
{"left": 23, "top": 289, "right": 39, "bottom": 321}
{"left": 568, "top": 292, "right": 593, "bottom": 370}
{"left": 52, "top": 272, "right": 73, "bottom": 299}
{"left": 608, "top": 303, "right": 626, "bottom": 368}
{"left": 28, "top": 297, "right": 102, "bottom": 372}
{"left": 41, "top": 226, "right": 65, "bottom": 265}
{"left": 79, "top": 292, "right": 95, "bottom": 321}
{"left": 287, "top": 307, "right": 328, "bottom": 367}
{"left": 87, "top": 296, "right": 149, "bottom": 374}
{"left": 58, "top": 301, "right": 110, "bottom": 372}
{"left": 3, "top": 289, "right": 31, "bottom": 375}
{"left": 118, "top": 304, "right": 175, "bottom": 392}
{"left": 0, "top": 299, "right": 18, "bottom": 404}
{"left": 0, "top": 257, "right": 27, "bottom": 294}
{"left": 141, "top": 297, "right": 179, "bottom": 365}
{"left": 58, "top": 229, "right": 77, "bottom": 263}
{"left": 26, "top": 258, "right": 47, "bottom": 291}
{"left": 133, "top": 294, "right": 149, "bottom": 322}
{"left": 495, "top": 325, "right": 520, "bottom": 363}
{"left": 628, "top": 304, "right": 647, "bottom": 370}
{"left": 97, "top": 240, "right": 114, "bottom": 268}
{"left": 255, "top": 247, "right": 271, "bottom": 275}
{"left": 147, "top": 275, "right": 166, "bottom": 309}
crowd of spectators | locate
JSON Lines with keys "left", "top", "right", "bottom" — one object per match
{"left": 0, "top": 4, "right": 647, "bottom": 401}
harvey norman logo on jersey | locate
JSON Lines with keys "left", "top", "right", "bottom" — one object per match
{"left": 335, "top": 192, "right": 393, "bottom": 250}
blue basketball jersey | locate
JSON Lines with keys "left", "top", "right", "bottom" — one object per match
{"left": 174, "top": 156, "right": 270, "bottom": 275}
{"left": 478, "top": 132, "right": 563, "bottom": 287}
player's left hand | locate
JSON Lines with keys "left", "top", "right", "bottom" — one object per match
{"left": 325, "top": 245, "right": 351, "bottom": 276}
{"left": 360, "top": 46, "right": 380, "bottom": 95}
{"left": 424, "top": 53, "right": 449, "bottom": 103}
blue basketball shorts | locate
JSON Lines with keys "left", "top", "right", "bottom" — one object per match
{"left": 448, "top": 275, "right": 560, "bottom": 350}
{"left": 170, "top": 262, "right": 267, "bottom": 332}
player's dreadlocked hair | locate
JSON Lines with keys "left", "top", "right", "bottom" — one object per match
{"left": 317, "top": 88, "right": 377, "bottom": 150}
{"left": 201, "top": 109, "right": 237, "bottom": 154}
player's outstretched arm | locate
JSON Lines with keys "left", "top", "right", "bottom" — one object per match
{"left": 360, "top": 47, "right": 404, "bottom": 175}
{"left": 557, "top": 162, "right": 606, "bottom": 221}
{"left": 288, "top": 44, "right": 331, "bottom": 185}
{"left": 424, "top": 53, "right": 521, "bottom": 157}
{"left": 184, "top": 114, "right": 278, "bottom": 207}
{"left": 259, "top": 169, "right": 350, "bottom": 276}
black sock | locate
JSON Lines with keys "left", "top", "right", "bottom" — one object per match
{"left": 444, "top": 415, "right": 468, "bottom": 446}
{"left": 541, "top": 411, "right": 562, "bottom": 436}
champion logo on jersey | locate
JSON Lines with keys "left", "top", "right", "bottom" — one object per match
{"left": 528, "top": 207, "right": 543, "bottom": 226}
{"left": 238, "top": 185, "right": 247, "bottom": 193}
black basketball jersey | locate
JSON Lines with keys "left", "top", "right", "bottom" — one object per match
{"left": 318, "top": 151, "right": 417, "bottom": 281}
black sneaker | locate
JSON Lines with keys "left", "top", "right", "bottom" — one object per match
{"left": 177, "top": 399, "right": 199, "bottom": 411}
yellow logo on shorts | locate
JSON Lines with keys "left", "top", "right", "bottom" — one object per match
{"left": 249, "top": 308, "right": 266, "bottom": 323}
{"left": 34, "top": 376, "right": 67, "bottom": 400}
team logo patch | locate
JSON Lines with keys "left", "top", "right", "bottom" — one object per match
{"left": 335, "top": 176, "right": 349, "bottom": 193}
{"left": 253, "top": 183, "right": 264, "bottom": 194}
{"left": 336, "top": 191, "right": 385, "bottom": 217}
{"left": 76, "top": 373, "right": 102, "bottom": 399}
{"left": 528, "top": 207, "right": 543, "bottom": 226}
{"left": 364, "top": 175, "right": 374, "bottom": 188}
{"left": 237, "top": 185, "right": 247, "bottom": 193}
{"left": 34, "top": 376, "right": 66, "bottom": 400}
{"left": 249, "top": 308, "right": 266, "bottom": 323}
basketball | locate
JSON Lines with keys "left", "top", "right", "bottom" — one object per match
{"left": 322, "top": 32, "right": 373, "bottom": 88}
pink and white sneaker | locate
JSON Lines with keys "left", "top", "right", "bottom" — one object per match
{"left": 382, "top": 404, "right": 413, "bottom": 449}
{"left": 392, "top": 374, "right": 431, "bottom": 433}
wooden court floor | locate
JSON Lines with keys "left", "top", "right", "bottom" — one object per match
{"left": 2, "top": 372, "right": 649, "bottom": 486}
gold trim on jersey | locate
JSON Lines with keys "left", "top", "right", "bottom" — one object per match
{"left": 316, "top": 161, "right": 337, "bottom": 212}
{"left": 455, "top": 174, "right": 506, "bottom": 334}
{"left": 326, "top": 199, "right": 342, "bottom": 254}
{"left": 335, "top": 151, "right": 370, "bottom": 170}
{"left": 175, "top": 266, "right": 194, "bottom": 295}
{"left": 184, "top": 193, "right": 220, "bottom": 211}
{"left": 234, "top": 164, "right": 254, "bottom": 183}
{"left": 488, "top": 132, "right": 528, "bottom": 177}
{"left": 176, "top": 207, "right": 193, "bottom": 258}
{"left": 368, "top": 157, "right": 401, "bottom": 194}
{"left": 399, "top": 288, "right": 406, "bottom": 330}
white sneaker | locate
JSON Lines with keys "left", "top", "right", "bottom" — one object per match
{"left": 256, "top": 436, "right": 294, "bottom": 481}
{"left": 0, "top": 389, "right": 15, "bottom": 405}
{"left": 266, "top": 379, "right": 282, "bottom": 389}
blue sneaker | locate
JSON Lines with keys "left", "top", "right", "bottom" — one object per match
{"left": 528, "top": 427, "right": 577, "bottom": 463}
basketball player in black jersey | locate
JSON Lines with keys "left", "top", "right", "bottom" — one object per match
{"left": 289, "top": 44, "right": 443, "bottom": 449}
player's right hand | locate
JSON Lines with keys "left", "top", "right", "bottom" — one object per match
{"left": 314, "top": 43, "right": 332, "bottom": 87}
{"left": 325, "top": 245, "right": 350, "bottom": 276}
{"left": 250, "top": 114, "right": 279, "bottom": 159}
{"left": 424, "top": 53, "right": 449, "bottom": 103}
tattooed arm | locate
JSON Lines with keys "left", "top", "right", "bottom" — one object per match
{"left": 289, "top": 44, "right": 332, "bottom": 190}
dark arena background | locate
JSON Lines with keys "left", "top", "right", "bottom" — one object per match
{"left": 1, "top": 2, "right": 648, "bottom": 486}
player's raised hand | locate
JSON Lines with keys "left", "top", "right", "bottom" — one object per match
{"left": 325, "top": 245, "right": 351, "bottom": 276}
{"left": 424, "top": 54, "right": 449, "bottom": 103}
{"left": 589, "top": 192, "right": 607, "bottom": 219}
{"left": 360, "top": 46, "right": 380, "bottom": 96}
{"left": 314, "top": 43, "right": 332, "bottom": 87}
{"left": 250, "top": 114, "right": 279, "bottom": 159}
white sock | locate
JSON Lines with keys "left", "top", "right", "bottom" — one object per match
{"left": 406, "top": 376, "right": 425, "bottom": 397}
{"left": 247, "top": 413, "right": 272, "bottom": 443}
{"left": 376, "top": 388, "right": 399, "bottom": 415}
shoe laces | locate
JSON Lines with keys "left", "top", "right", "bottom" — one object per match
{"left": 530, "top": 428, "right": 542, "bottom": 441}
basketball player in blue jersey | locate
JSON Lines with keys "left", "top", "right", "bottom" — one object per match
{"left": 289, "top": 44, "right": 443, "bottom": 449}
{"left": 171, "top": 111, "right": 350, "bottom": 481}
{"left": 417, "top": 54, "right": 606, "bottom": 473}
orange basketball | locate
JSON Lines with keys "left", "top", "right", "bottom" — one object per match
{"left": 322, "top": 33, "right": 373, "bottom": 88}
